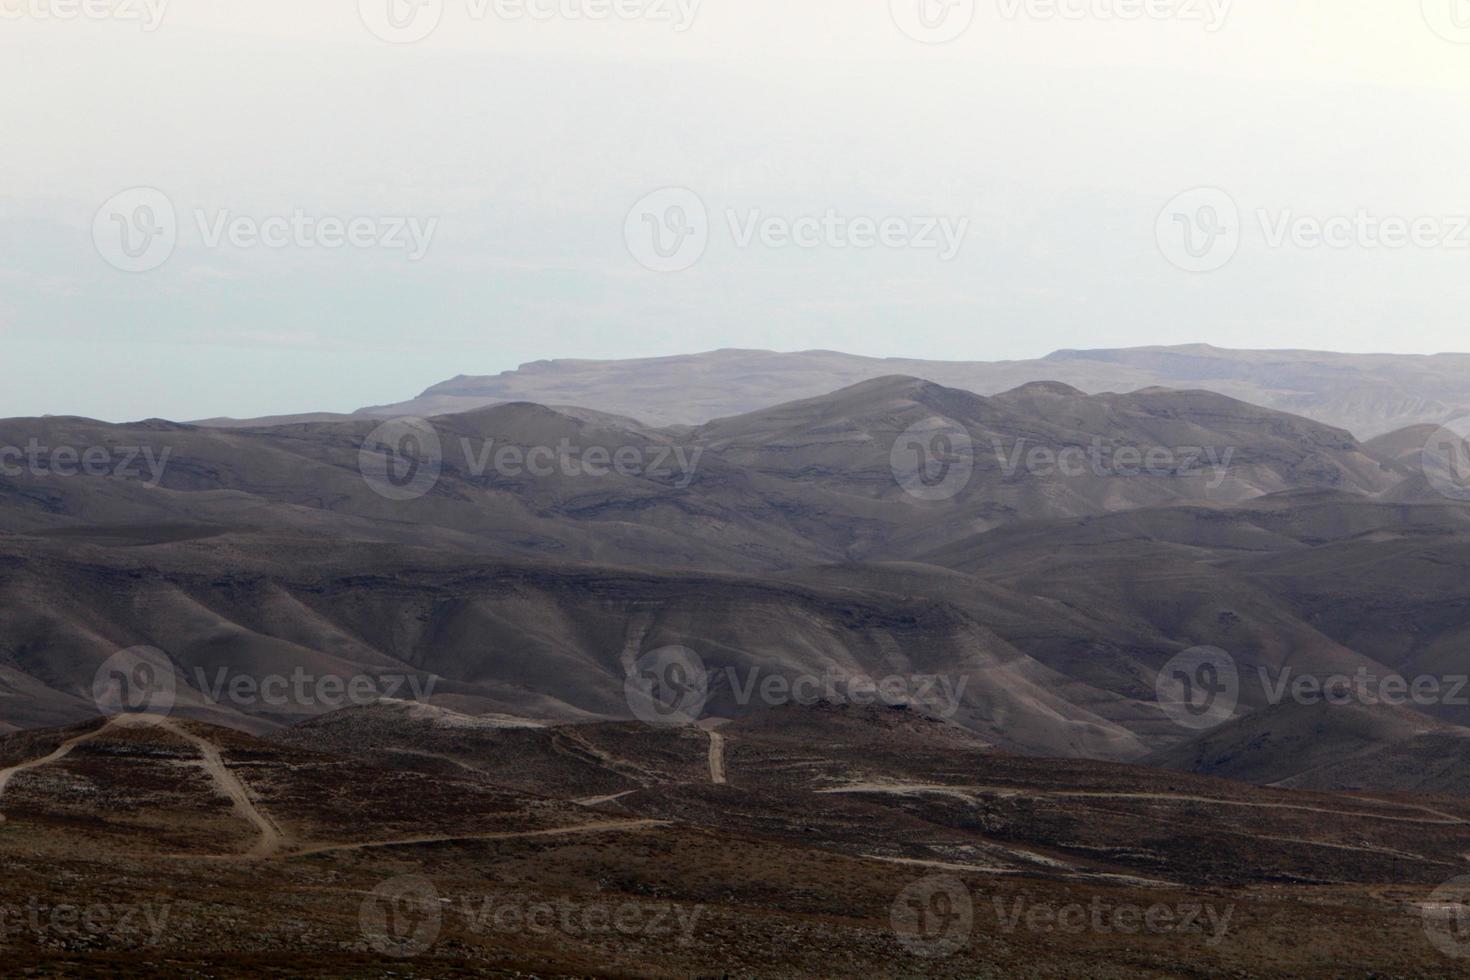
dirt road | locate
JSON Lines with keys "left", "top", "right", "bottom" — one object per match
{"left": 153, "top": 716, "right": 287, "bottom": 858}
{"left": 0, "top": 714, "right": 287, "bottom": 857}
{"left": 287, "top": 818, "right": 670, "bottom": 859}
{"left": 0, "top": 718, "right": 119, "bottom": 812}
{"left": 818, "top": 782, "right": 1466, "bottom": 825}
{"left": 707, "top": 730, "right": 727, "bottom": 785}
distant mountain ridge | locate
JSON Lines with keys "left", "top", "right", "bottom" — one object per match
{"left": 353, "top": 344, "right": 1470, "bottom": 438}
{"left": 2, "top": 376, "right": 1466, "bottom": 760}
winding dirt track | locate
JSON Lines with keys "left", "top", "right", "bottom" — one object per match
{"left": 152, "top": 716, "right": 288, "bottom": 858}
{"left": 0, "top": 715, "right": 287, "bottom": 857}
{"left": 1, "top": 717, "right": 671, "bottom": 862}
{"left": 286, "top": 818, "right": 670, "bottom": 859}
{"left": 575, "top": 790, "right": 637, "bottom": 807}
{"left": 552, "top": 730, "right": 656, "bottom": 785}
{"left": 817, "top": 783, "right": 1467, "bottom": 826}
{"left": 385, "top": 747, "right": 490, "bottom": 777}
{"left": 865, "top": 854, "right": 1175, "bottom": 888}
{"left": 707, "top": 731, "right": 727, "bottom": 785}
{"left": 19, "top": 718, "right": 1457, "bottom": 876}
{"left": 0, "top": 719, "right": 119, "bottom": 806}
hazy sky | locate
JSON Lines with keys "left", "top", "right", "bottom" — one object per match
{"left": 4, "top": 0, "right": 1470, "bottom": 421}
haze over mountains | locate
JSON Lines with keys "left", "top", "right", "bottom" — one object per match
{"left": 6, "top": 353, "right": 1470, "bottom": 975}
{"left": 343, "top": 345, "right": 1470, "bottom": 439}
{"left": 5, "top": 368, "right": 1469, "bottom": 786}
{"left": 21, "top": 0, "right": 1470, "bottom": 969}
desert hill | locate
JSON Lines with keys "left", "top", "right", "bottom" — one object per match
{"left": 1147, "top": 698, "right": 1470, "bottom": 796}
{"left": 355, "top": 345, "right": 1470, "bottom": 438}
{"left": 0, "top": 704, "right": 1466, "bottom": 974}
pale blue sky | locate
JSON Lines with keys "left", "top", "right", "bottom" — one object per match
{"left": 3, "top": 1, "right": 1469, "bottom": 421}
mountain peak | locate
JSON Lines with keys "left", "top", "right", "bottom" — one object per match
{"left": 995, "top": 380, "right": 1087, "bottom": 398}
